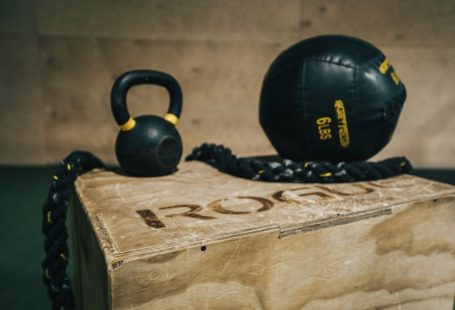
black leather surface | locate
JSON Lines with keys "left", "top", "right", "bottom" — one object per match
{"left": 260, "top": 35, "right": 406, "bottom": 162}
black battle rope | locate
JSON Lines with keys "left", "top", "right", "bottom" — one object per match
{"left": 186, "top": 143, "right": 413, "bottom": 183}
{"left": 42, "top": 146, "right": 411, "bottom": 309}
{"left": 42, "top": 151, "right": 104, "bottom": 310}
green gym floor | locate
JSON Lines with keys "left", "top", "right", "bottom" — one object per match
{"left": 0, "top": 165, "right": 454, "bottom": 309}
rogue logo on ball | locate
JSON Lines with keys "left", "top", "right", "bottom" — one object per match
{"left": 334, "top": 99, "right": 350, "bottom": 148}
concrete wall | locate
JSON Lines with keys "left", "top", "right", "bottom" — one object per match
{"left": 1, "top": 0, "right": 454, "bottom": 166}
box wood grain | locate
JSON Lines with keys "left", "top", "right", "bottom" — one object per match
{"left": 73, "top": 162, "right": 455, "bottom": 309}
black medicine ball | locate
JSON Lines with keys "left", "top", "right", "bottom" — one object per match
{"left": 259, "top": 35, "right": 406, "bottom": 162}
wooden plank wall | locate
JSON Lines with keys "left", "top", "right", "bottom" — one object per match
{"left": 1, "top": 0, "right": 454, "bottom": 166}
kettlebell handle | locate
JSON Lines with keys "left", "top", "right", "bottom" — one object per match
{"left": 111, "top": 70, "right": 182, "bottom": 130}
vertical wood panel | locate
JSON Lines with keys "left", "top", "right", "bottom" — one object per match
{"left": 37, "top": 0, "right": 300, "bottom": 43}
{"left": 300, "top": 0, "right": 455, "bottom": 46}
{"left": 39, "top": 37, "right": 285, "bottom": 162}
{"left": 0, "top": 0, "right": 454, "bottom": 165}
{"left": 38, "top": 37, "right": 116, "bottom": 161}
{"left": 0, "top": 36, "right": 46, "bottom": 164}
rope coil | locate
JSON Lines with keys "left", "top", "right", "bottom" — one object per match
{"left": 186, "top": 143, "right": 412, "bottom": 183}
{"left": 42, "top": 151, "right": 104, "bottom": 310}
{"left": 42, "top": 146, "right": 412, "bottom": 309}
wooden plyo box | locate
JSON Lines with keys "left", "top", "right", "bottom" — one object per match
{"left": 72, "top": 162, "right": 455, "bottom": 309}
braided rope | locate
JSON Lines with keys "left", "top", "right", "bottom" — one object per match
{"left": 42, "top": 151, "right": 104, "bottom": 310}
{"left": 42, "top": 145, "right": 412, "bottom": 309}
{"left": 186, "top": 143, "right": 412, "bottom": 183}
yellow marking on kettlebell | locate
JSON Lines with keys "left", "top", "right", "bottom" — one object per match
{"left": 164, "top": 113, "right": 179, "bottom": 125}
{"left": 60, "top": 253, "right": 67, "bottom": 261}
{"left": 120, "top": 117, "right": 136, "bottom": 131}
{"left": 379, "top": 58, "right": 390, "bottom": 74}
{"left": 47, "top": 211, "right": 52, "bottom": 224}
{"left": 319, "top": 172, "right": 332, "bottom": 177}
{"left": 52, "top": 175, "right": 59, "bottom": 181}
{"left": 66, "top": 163, "right": 72, "bottom": 171}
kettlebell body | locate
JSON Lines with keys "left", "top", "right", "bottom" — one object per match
{"left": 111, "top": 70, "right": 183, "bottom": 176}
{"left": 260, "top": 35, "right": 406, "bottom": 162}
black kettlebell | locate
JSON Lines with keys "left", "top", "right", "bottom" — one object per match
{"left": 111, "top": 70, "right": 183, "bottom": 176}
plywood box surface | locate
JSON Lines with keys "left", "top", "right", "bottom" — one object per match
{"left": 72, "top": 162, "right": 455, "bottom": 309}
